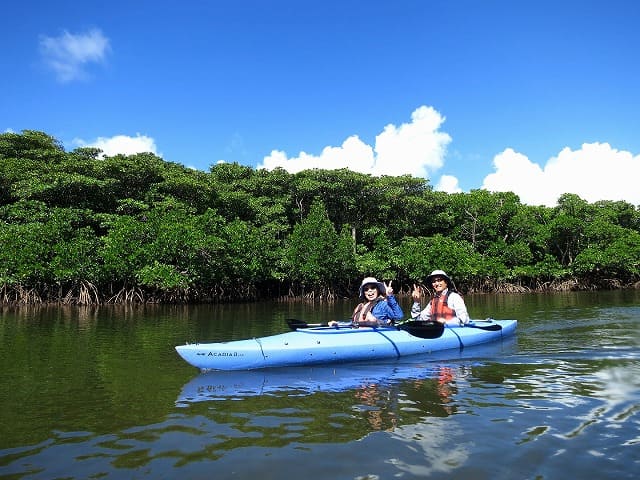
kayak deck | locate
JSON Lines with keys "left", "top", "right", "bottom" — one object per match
{"left": 175, "top": 319, "right": 517, "bottom": 371}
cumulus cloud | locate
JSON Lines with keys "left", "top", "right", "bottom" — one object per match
{"left": 435, "top": 175, "right": 463, "bottom": 194}
{"left": 73, "top": 134, "right": 159, "bottom": 157}
{"left": 375, "top": 106, "right": 451, "bottom": 177}
{"left": 39, "top": 28, "right": 110, "bottom": 82}
{"left": 257, "top": 105, "right": 639, "bottom": 206}
{"left": 482, "top": 143, "right": 640, "bottom": 206}
{"left": 260, "top": 135, "right": 375, "bottom": 173}
{"left": 258, "top": 106, "right": 452, "bottom": 179}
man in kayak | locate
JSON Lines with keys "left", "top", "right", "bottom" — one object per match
{"left": 329, "top": 277, "right": 404, "bottom": 328}
{"left": 411, "top": 270, "right": 470, "bottom": 326}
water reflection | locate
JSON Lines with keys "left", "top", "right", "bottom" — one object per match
{"left": 2, "top": 292, "right": 640, "bottom": 479}
{"left": 3, "top": 356, "right": 638, "bottom": 479}
{"left": 388, "top": 420, "right": 470, "bottom": 476}
{"left": 173, "top": 363, "right": 471, "bottom": 457}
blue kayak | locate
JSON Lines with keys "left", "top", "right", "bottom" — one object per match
{"left": 174, "top": 319, "right": 517, "bottom": 371}
{"left": 176, "top": 335, "right": 518, "bottom": 403}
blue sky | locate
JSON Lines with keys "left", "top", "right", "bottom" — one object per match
{"left": 3, "top": 0, "right": 639, "bottom": 207}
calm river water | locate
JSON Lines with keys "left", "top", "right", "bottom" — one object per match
{"left": 1, "top": 291, "right": 639, "bottom": 479}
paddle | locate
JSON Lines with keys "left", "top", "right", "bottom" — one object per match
{"left": 395, "top": 319, "right": 501, "bottom": 338}
{"left": 396, "top": 321, "right": 445, "bottom": 339}
{"left": 287, "top": 319, "right": 447, "bottom": 344}
{"left": 465, "top": 320, "right": 502, "bottom": 331}
{"left": 398, "top": 319, "right": 502, "bottom": 331}
{"left": 286, "top": 318, "right": 442, "bottom": 338}
{"left": 286, "top": 318, "right": 330, "bottom": 330}
{"left": 287, "top": 318, "right": 501, "bottom": 335}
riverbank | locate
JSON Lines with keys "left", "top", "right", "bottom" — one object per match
{"left": 2, "top": 277, "right": 639, "bottom": 306}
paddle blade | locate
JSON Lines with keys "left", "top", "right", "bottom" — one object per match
{"left": 285, "top": 319, "right": 329, "bottom": 330}
{"left": 468, "top": 322, "right": 502, "bottom": 331}
{"left": 397, "top": 321, "right": 445, "bottom": 339}
{"left": 286, "top": 319, "right": 308, "bottom": 330}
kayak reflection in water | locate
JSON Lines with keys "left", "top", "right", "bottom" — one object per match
{"left": 352, "top": 365, "right": 463, "bottom": 430}
{"left": 436, "top": 366, "right": 456, "bottom": 414}
{"left": 408, "top": 365, "right": 468, "bottom": 416}
{"left": 329, "top": 277, "right": 404, "bottom": 328}
{"left": 354, "top": 383, "right": 398, "bottom": 431}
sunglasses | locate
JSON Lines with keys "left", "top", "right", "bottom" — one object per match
{"left": 431, "top": 278, "right": 445, "bottom": 283}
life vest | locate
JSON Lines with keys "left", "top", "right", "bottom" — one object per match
{"left": 429, "top": 290, "right": 456, "bottom": 322}
{"left": 352, "top": 297, "right": 383, "bottom": 323}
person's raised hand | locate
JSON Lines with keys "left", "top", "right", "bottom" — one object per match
{"left": 412, "top": 283, "right": 422, "bottom": 301}
{"left": 385, "top": 280, "right": 394, "bottom": 296}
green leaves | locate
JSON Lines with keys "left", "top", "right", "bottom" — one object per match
{"left": 283, "top": 200, "right": 355, "bottom": 292}
{"left": 1, "top": 129, "right": 639, "bottom": 302}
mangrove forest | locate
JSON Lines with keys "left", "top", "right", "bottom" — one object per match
{"left": 1, "top": 130, "right": 639, "bottom": 304}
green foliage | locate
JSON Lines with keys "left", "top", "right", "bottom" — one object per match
{"left": 0, "top": 207, "right": 99, "bottom": 286}
{"left": 355, "top": 226, "right": 396, "bottom": 279}
{"left": 150, "top": 169, "right": 213, "bottom": 212}
{"left": 214, "top": 218, "right": 273, "bottom": 283}
{"left": 136, "top": 261, "right": 192, "bottom": 290}
{"left": 12, "top": 172, "right": 112, "bottom": 209}
{"left": 395, "top": 234, "right": 483, "bottom": 285}
{"left": 548, "top": 193, "right": 594, "bottom": 266}
{"left": 97, "top": 152, "right": 166, "bottom": 202}
{"left": 0, "top": 199, "right": 50, "bottom": 223}
{"left": 0, "top": 130, "right": 65, "bottom": 162}
{"left": 50, "top": 227, "right": 102, "bottom": 283}
{"left": 0, "top": 222, "right": 52, "bottom": 284}
{"left": 283, "top": 199, "right": 355, "bottom": 290}
{"left": 573, "top": 221, "right": 640, "bottom": 279}
{"left": 1, "top": 129, "right": 638, "bottom": 303}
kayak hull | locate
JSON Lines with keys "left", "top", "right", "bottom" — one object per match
{"left": 175, "top": 319, "right": 517, "bottom": 371}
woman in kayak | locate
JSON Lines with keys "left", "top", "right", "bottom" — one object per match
{"left": 329, "top": 277, "right": 404, "bottom": 328}
{"left": 411, "top": 270, "right": 470, "bottom": 326}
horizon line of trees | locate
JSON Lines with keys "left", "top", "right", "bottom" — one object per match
{"left": 1, "top": 130, "right": 639, "bottom": 305}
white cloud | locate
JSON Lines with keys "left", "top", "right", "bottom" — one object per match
{"left": 73, "top": 134, "right": 159, "bottom": 157}
{"left": 258, "top": 106, "right": 451, "bottom": 178}
{"left": 375, "top": 106, "right": 451, "bottom": 177}
{"left": 482, "top": 143, "right": 640, "bottom": 206}
{"left": 435, "top": 174, "right": 462, "bottom": 194}
{"left": 39, "top": 28, "right": 110, "bottom": 82}
{"left": 260, "top": 135, "right": 375, "bottom": 173}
